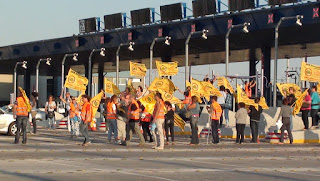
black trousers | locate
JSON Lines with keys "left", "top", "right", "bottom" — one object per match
{"left": 311, "top": 109, "right": 319, "bottom": 126}
{"left": 280, "top": 117, "right": 293, "bottom": 144}
{"left": 211, "top": 120, "right": 219, "bottom": 144}
{"left": 219, "top": 105, "right": 225, "bottom": 128}
{"left": 236, "top": 124, "right": 245, "bottom": 143}
{"left": 32, "top": 118, "right": 37, "bottom": 134}
{"left": 15, "top": 116, "right": 28, "bottom": 144}
{"left": 301, "top": 110, "right": 310, "bottom": 129}
{"left": 250, "top": 120, "right": 259, "bottom": 143}
{"left": 141, "top": 121, "right": 153, "bottom": 141}
{"left": 165, "top": 121, "right": 174, "bottom": 142}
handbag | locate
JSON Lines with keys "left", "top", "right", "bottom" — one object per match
{"left": 48, "top": 111, "right": 55, "bottom": 119}
{"left": 301, "top": 102, "right": 311, "bottom": 108}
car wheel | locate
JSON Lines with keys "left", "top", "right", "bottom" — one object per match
{"left": 8, "top": 122, "right": 17, "bottom": 136}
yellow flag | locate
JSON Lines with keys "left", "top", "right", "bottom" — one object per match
{"left": 317, "top": 84, "right": 320, "bottom": 94}
{"left": 127, "top": 79, "right": 137, "bottom": 95}
{"left": 301, "top": 61, "right": 320, "bottom": 82}
{"left": 64, "top": 69, "right": 88, "bottom": 92}
{"left": 90, "top": 91, "right": 104, "bottom": 119}
{"left": 148, "top": 77, "right": 176, "bottom": 94}
{"left": 276, "top": 83, "right": 302, "bottom": 98}
{"left": 76, "top": 92, "right": 85, "bottom": 106}
{"left": 236, "top": 84, "right": 258, "bottom": 109}
{"left": 258, "top": 96, "right": 269, "bottom": 110}
{"left": 186, "top": 80, "right": 191, "bottom": 87}
{"left": 201, "top": 81, "right": 222, "bottom": 97}
{"left": 139, "top": 92, "right": 156, "bottom": 114}
{"left": 130, "top": 61, "right": 147, "bottom": 77}
{"left": 158, "top": 89, "right": 182, "bottom": 104}
{"left": 156, "top": 61, "right": 178, "bottom": 77}
{"left": 104, "top": 78, "right": 120, "bottom": 95}
{"left": 18, "top": 87, "right": 31, "bottom": 112}
{"left": 190, "top": 79, "right": 203, "bottom": 103}
{"left": 217, "top": 77, "right": 235, "bottom": 94}
{"left": 293, "top": 89, "right": 309, "bottom": 116}
{"left": 174, "top": 113, "right": 185, "bottom": 132}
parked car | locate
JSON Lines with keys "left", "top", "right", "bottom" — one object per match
{"left": 0, "top": 105, "right": 46, "bottom": 136}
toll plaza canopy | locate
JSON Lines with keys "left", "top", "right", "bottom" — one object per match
{"left": 0, "top": 1, "right": 320, "bottom": 77}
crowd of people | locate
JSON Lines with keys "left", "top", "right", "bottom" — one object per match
{"left": 12, "top": 79, "right": 320, "bottom": 147}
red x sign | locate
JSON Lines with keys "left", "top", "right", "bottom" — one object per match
{"left": 268, "top": 14, "right": 274, "bottom": 24}
{"left": 100, "top": 36, "right": 104, "bottom": 44}
{"left": 75, "top": 40, "right": 79, "bottom": 47}
{"left": 227, "top": 19, "right": 232, "bottom": 29}
{"left": 158, "top": 28, "right": 163, "bottom": 37}
{"left": 128, "top": 32, "right": 132, "bottom": 41}
{"left": 191, "top": 24, "right": 196, "bottom": 32}
{"left": 313, "top": 8, "right": 319, "bottom": 18}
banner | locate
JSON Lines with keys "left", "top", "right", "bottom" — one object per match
{"left": 76, "top": 92, "right": 85, "bottom": 106}
{"left": 293, "top": 89, "right": 309, "bottom": 116}
{"left": 191, "top": 79, "right": 203, "bottom": 98}
{"left": 174, "top": 113, "right": 185, "bottom": 132}
{"left": 258, "top": 96, "right": 269, "bottom": 110}
{"left": 130, "top": 61, "right": 147, "bottom": 77}
{"left": 318, "top": 84, "right": 320, "bottom": 95}
{"left": 139, "top": 92, "right": 156, "bottom": 114}
{"left": 201, "top": 81, "right": 222, "bottom": 97}
{"left": 90, "top": 91, "right": 104, "bottom": 118}
{"left": 104, "top": 78, "right": 120, "bottom": 95}
{"left": 276, "top": 83, "right": 302, "bottom": 98}
{"left": 18, "top": 87, "right": 31, "bottom": 112}
{"left": 64, "top": 69, "right": 88, "bottom": 92}
{"left": 148, "top": 77, "right": 176, "bottom": 94}
{"left": 217, "top": 77, "right": 235, "bottom": 94}
{"left": 300, "top": 61, "right": 320, "bottom": 82}
{"left": 236, "top": 84, "right": 258, "bottom": 109}
{"left": 156, "top": 61, "right": 178, "bottom": 77}
{"left": 158, "top": 89, "right": 182, "bottom": 104}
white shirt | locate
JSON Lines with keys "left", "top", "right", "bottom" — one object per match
{"left": 217, "top": 91, "right": 227, "bottom": 105}
{"left": 46, "top": 101, "right": 56, "bottom": 112}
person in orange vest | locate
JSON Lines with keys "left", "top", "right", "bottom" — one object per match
{"left": 245, "top": 80, "right": 256, "bottom": 98}
{"left": 123, "top": 94, "right": 145, "bottom": 146}
{"left": 210, "top": 96, "right": 222, "bottom": 144}
{"left": 80, "top": 94, "right": 91, "bottom": 146}
{"left": 177, "top": 86, "right": 192, "bottom": 105}
{"left": 106, "top": 95, "right": 118, "bottom": 144}
{"left": 152, "top": 92, "right": 165, "bottom": 150}
{"left": 60, "top": 95, "right": 80, "bottom": 138}
{"left": 140, "top": 105, "right": 153, "bottom": 143}
{"left": 13, "top": 90, "right": 30, "bottom": 144}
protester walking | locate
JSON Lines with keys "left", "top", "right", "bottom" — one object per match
{"left": 30, "top": 91, "right": 38, "bottom": 134}
{"left": 301, "top": 89, "right": 312, "bottom": 130}
{"left": 45, "top": 95, "right": 56, "bottom": 130}
{"left": 13, "top": 90, "right": 30, "bottom": 144}
{"left": 106, "top": 95, "right": 118, "bottom": 143}
{"left": 60, "top": 95, "right": 80, "bottom": 138}
{"left": 104, "top": 97, "right": 110, "bottom": 133}
{"left": 164, "top": 101, "right": 175, "bottom": 145}
{"left": 187, "top": 96, "right": 200, "bottom": 145}
{"left": 210, "top": 96, "right": 222, "bottom": 144}
{"left": 124, "top": 94, "right": 145, "bottom": 146}
{"left": 310, "top": 86, "right": 319, "bottom": 128}
{"left": 117, "top": 94, "right": 129, "bottom": 144}
{"left": 151, "top": 92, "right": 165, "bottom": 149}
{"left": 248, "top": 97, "right": 263, "bottom": 143}
{"left": 217, "top": 86, "right": 227, "bottom": 128}
{"left": 141, "top": 105, "right": 153, "bottom": 143}
{"left": 235, "top": 103, "right": 248, "bottom": 144}
{"left": 277, "top": 98, "right": 294, "bottom": 144}
{"left": 80, "top": 94, "right": 91, "bottom": 146}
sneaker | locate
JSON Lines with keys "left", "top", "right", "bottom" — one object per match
{"left": 82, "top": 142, "right": 91, "bottom": 146}
{"left": 155, "top": 147, "right": 164, "bottom": 150}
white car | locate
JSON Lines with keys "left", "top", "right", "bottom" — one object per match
{"left": 0, "top": 106, "right": 46, "bottom": 136}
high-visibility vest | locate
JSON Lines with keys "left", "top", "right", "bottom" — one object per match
{"left": 153, "top": 100, "right": 165, "bottom": 119}
{"left": 128, "top": 100, "right": 140, "bottom": 120}
{"left": 81, "top": 102, "right": 92, "bottom": 122}
{"left": 16, "top": 97, "right": 28, "bottom": 116}
{"left": 106, "top": 102, "right": 117, "bottom": 119}
{"left": 211, "top": 102, "right": 222, "bottom": 120}
{"left": 183, "top": 91, "right": 191, "bottom": 104}
{"left": 69, "top": 102, "right": 79, "bottom": 118}
{"left": 141, "top": 110, "right": 152, "bottom": 122}
{"left": 245, "top": 85, "right": 252, "bottom": 98}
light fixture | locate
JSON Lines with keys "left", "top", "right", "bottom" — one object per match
{"left": 22, "top": 61, "right": 27, "bottom": 69}
{"left": 201, "top": 29, "right": 209, "bottom": 40}
{"left": 73, "top": 53, "right": 78, "bottom": 61}
{"left": 46, "top": 58, "right": 51, "bottom": 66}
{"left": 296, "top": 15, "right": 303, "bottom": 26}
{"left": 100, "top": 48, "right": 106, "bottom": 56}
{"left": 243, "top": 23, "right": 250, "bottom": 33}
{"left": 165, "top": 36, "right": 171, "bottom": 46}
{"left": 128, "top": 42, "right": 135, "bottom": 51}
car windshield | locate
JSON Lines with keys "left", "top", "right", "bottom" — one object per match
{"left": 0, "top": 106, "right": 12, "bottom": 114}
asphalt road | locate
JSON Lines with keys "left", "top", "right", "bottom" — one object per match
{"left": 0, "top": 129, "right": 319, "bottom": 181}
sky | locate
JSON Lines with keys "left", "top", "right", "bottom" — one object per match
{"left": 1, "top": 0, "right": 319, "bottom": 98}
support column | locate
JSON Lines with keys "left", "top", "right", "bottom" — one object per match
{"left": 24, "top": 68, "right": 31, "bottom": 97}
{"left": 262, "top": 47, "right": 271, "bottom": 105}
{"left": 84, "top": 63, "right": 89, "bottom": 96}
{"left": 98, "top": 61, "right": 104, "bottom": 92}
{"left": 249, "top": 49, "right": 257, "bottom": 97}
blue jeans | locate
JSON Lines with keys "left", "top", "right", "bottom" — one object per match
{"left": 224, "top": 108, "right": 229, "bottom": 126}
{"left": 48, "top": 117, "right": 55, "bottom": 129}
{"left": 108, "top": 119, "right": 118, "bottom": 141}
{"left": 15, "top": 116, "right": 28, "bottom": 144}
{"left": 190, "top": 116, "right": 199, "bottom": 144}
